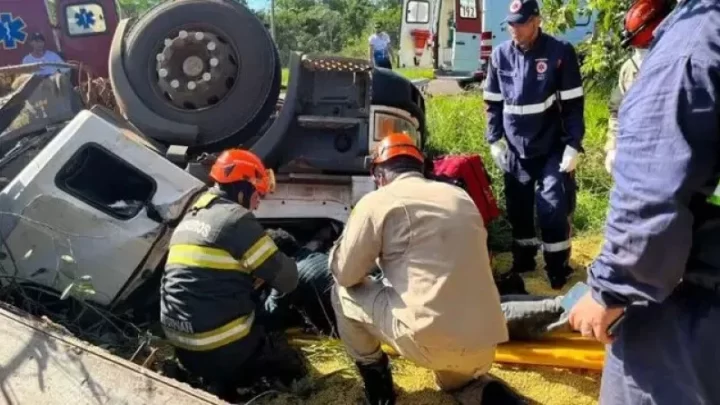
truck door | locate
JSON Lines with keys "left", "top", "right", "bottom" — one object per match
{"left": 54, "top": 0, "right": 117, "bottom": 78}
{"left": 452, "top": 0, "right": 481, "bottom": 75}
{"left": 399, "top": 0, "right": 433, "bottom": 69}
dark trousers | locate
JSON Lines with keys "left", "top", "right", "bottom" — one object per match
{"left": 600, "top": 284, "right": 720, "bottom": 405}
{"left": 504, "top": 150, "right": 576, "bottom": 277}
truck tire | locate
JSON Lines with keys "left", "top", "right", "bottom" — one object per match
{"left": 122, "top": 0, "right": 280, "bottom": 152}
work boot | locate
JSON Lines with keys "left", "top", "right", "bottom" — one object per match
{"left": 510, "top": 244, "right": 538, "bottom": 274}
{"left": 356, "top": 353, "right": 396, "bottom": 405}
{"left": 548, "top": 270, "right": 572, "bottom": 290}
{"left": 495, "top": 272, "right": 528, "bottom": 295}
{"left": 544, "top": 250, "right": 573, "bottom": 290}
{"left": 452, "top": 375, "right": 529, "bottom": 405}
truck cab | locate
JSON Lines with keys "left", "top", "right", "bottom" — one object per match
{"left": 0, "top": 0, "right": 118, "bottom": 77}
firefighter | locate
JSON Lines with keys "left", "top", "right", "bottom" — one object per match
{"left": 605, "top": 0, "right": 672, "bottom": 173}
{"left": 569, "top": 1, "right": 720, "bottom": 404}
{"left": 483, "top": 0, "right": 585, "bottom": 289}
{"left": 329, "top": 133, "right": 522, "bottom": 405}
{"left": 160, "top": 149, "right": 299, "bottom": 398}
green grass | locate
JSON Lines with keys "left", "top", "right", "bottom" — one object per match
{"left": 425, "top": 91, "right": 612, "bottom": 249}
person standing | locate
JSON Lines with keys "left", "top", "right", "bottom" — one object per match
{"left": 483, "top": 0, "right": 585, "bottom": 289}
{"left": 368, "top": 22, "right": 393, "bottom": 69}
{"left": 569, "top": 1, "right": 720, "bottom": 404}
{"left": 605, "top": 0, "right": 672, "bottom": 174}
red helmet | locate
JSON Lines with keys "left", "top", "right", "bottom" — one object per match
{"left": 621, "top": 0, "right": 671, "bottom": 49}
{"left": 371, "top": 133, "right": 424, "bottom": 168}
{"left": 209, "top": 149, "right": 275, "bottom": 195}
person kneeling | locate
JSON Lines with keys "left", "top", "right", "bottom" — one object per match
{"left": 328, "top": 134, "right": 521, "bottom": 404}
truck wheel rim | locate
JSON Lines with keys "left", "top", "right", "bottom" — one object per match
{"left": 154, "top": 28, "right": 239, "bottom": 111}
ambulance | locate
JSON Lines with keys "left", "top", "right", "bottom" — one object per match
{"left": 398, "top": 0, "right": 597, "bottom": 82}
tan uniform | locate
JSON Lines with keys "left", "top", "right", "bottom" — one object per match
{"left": 329, "top": 172, "right": 508, "bottom": 391}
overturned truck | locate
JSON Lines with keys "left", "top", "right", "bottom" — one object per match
{"left": 0, "top": 0, "right": 425, "bottom": 342}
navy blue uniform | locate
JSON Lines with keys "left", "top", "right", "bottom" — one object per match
{"left": 588, "top": 1, "right": 720, "bottom": 403}
{"left": 483, "top": 31, "right": 584, "bottom": 284}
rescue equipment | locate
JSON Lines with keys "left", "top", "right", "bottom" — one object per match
{"left": 409, "top": 29, "right": 431, "bottom": 67}
{"left": 209, "top": 149, "right": 276, "bottom": 195}
{"left": 432, "top": 154, "right": 500, "bottom": 226}
{"left": 621, "top": 0, "right": 671, "bottom": 48}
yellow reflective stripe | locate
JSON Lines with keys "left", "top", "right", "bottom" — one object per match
{"left": 192, "top": 193, "right": 218, "bottom": 210}
{"left": 241, "top": 235, "right": 278, "bottom": 271}
{"left": 167, "top": 244, "right": 244, "bottom": 271}
{"left": 164, "top": 312, "right": 254, "bottom": 352}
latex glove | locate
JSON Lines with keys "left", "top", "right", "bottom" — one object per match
{"left": 490, "top": 139, "right": 510, "bottom": 172}
{"left": 559, "top": 146, "right": 580, "bottom": 173}
{"left": 604, "top": 149, "right": 616, "bottom": 174}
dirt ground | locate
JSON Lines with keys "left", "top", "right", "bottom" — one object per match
{"left": 255, "top": 234, "right": 605, "bottom": 405}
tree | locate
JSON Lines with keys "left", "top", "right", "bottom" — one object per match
{"left": 541, "top": 0, "right": 638, "bottom": 90}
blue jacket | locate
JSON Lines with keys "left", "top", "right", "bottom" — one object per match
{"left": 588, "top": 0, "right": 720, "bottom": 307}
{"left": 483, "top": 31, "right": 585, "bottom": 159}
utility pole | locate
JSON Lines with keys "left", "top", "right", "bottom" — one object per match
{"left": 269, "top": 0, "right": 276, "bottom": 40}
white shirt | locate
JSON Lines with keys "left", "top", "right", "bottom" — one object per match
{"left": 368, "top": 32, "right": 391, "bottom": 52}
{"left": 22, "top": 51, "right": 69, "bottom": 77}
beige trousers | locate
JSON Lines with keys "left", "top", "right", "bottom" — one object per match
{"left": 331, "top": 279, "right": 496, "bottom": 391}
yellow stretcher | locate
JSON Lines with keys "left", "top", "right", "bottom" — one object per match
{"left": 289, "top": 330, "right": 606, "bottom": 371}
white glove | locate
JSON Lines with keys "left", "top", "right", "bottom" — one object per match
{"left": 490, "top": 139, "right": 509, "bottom": 172}
{"left": 559, "top": 145, "right": 579, "bottom": 173}
{"left": 604, "top": 149, "right": 616, "bottom": 174}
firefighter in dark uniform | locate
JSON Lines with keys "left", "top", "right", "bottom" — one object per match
{"left": 483, "top": 0, "right": 585, "bottom": 289}
{"left": 160, "top": 149, "right": 299, "bottom": 398}
{"left": 570, "top": 1, "right": 720, "bottom": 403}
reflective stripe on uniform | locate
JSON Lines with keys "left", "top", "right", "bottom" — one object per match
{"left": 163, "top": 312, "right": 255, "bottom": 351}
{"left": 241, "top": 234, "right": 278, "bottom": 271}
{"left": 167, "top": 244, "right": 245, "bottom": 271}
{"left": 514, "top": 238, "right": 540, "bottom": 246}
{"left": 559, "top": 87, "right": 584, "bottom": 100}
{"left": 483, "top": 91, "right": 504, "bottom": 102}
{"left": 193, "top": 192, "right": 219, "bottom": 210}
{"left": 543, "top": 240, "right": 571, "bottom": 252}
{"left": 504, "top": 94, "right": 557, "bottom": 115}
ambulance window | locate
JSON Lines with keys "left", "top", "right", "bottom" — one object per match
{"left": 459, "top": 0, "right": 478, "bottom": 19}
{"left": 55, "top": 143, "right": 156, "bottom": 220}
{"left": 64, "top": 3, "right": 107, "bottom": 36}
{"left": 406, "top": 1, "right": 430, "bottom": 24}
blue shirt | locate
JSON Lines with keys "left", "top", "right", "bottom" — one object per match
{"left": 483, "top": 31, "right": 585, "bottom": 159}
{"left": 588, "top": 0, "right": 720, "bottom": 307}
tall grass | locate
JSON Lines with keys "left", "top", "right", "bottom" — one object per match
{"left": 425, "top": 92, "right": 612, "bottom": 249}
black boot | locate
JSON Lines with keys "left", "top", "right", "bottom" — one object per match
{"left": 510, "top": 243, "right": 538, "bottom": 274}
{"left": 495, "top": 272, "right": 528, "bottom": 295}
{"left": 544, "top": 250, "right": 573, "bottom": 290}
{"left": 356, "top": 353, "right": 396, "bottom": 405}
{"left": 453, "top": 375, "right": 529, "bottom": 405}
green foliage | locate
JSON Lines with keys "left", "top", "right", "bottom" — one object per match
{"left": 541, "top": 0, "right": 639, "bottom": 89}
